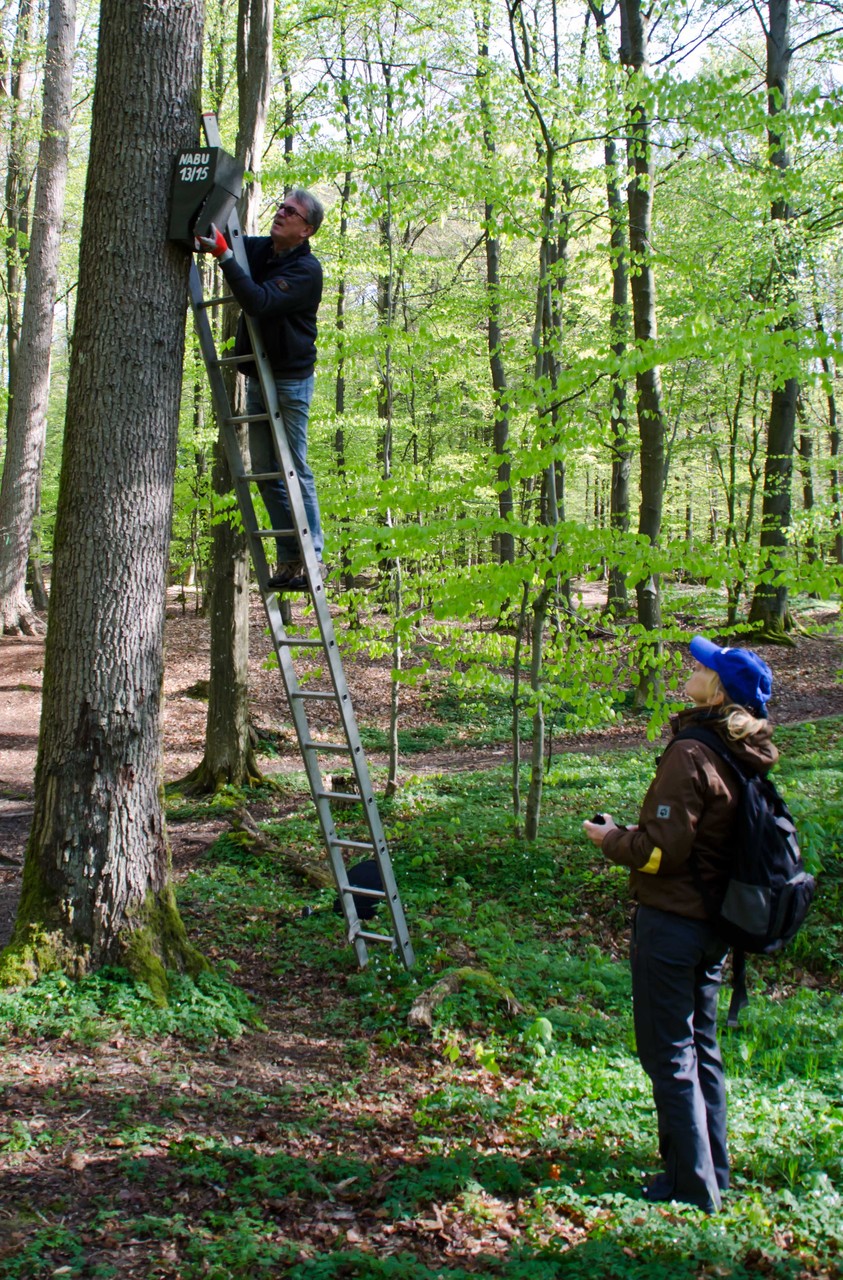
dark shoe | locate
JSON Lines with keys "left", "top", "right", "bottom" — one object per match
{"left": 643, "top": 1176, "right": 720, "bottom": 1213}
{"left": 267, "top": 562, "right": 303, "bottom": 590}
{"left": 268, "top": 562, "right": 325, "bottom": 593}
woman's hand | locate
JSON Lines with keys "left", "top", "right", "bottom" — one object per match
{"left": 582, "top": 814, "right": 618, "bottom": 848}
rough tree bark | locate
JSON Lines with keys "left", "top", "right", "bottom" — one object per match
{"left": 749, "top": 0, "right": 798, "bottom": 641}
{"left": 0, "top": 0, "right": 75, "bottom": 636}
{"left": 179, "top": 0, "right": 272, "bottom": 794}
{"left": 0, "top": 0, "right": 206, "bottom": 997}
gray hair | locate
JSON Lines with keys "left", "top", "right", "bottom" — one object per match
{"left": 289, "top": 188, "right": 324, "bottom": 233}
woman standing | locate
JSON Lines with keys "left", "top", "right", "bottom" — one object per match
{"left": 583, "top": 637, "right": 775, "bottom": 1212}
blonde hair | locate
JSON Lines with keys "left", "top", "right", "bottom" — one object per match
{"left": 692, "top": 669, "right": 766, "bottom": 740}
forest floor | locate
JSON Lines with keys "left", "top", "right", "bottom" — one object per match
{"left": 1, "top": 590, "right": 842, "bottom": 1278}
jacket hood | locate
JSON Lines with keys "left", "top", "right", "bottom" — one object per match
{"left": 671, "top": 707, "right": 779, "bottom": 774}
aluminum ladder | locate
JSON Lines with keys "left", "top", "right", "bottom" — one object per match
{"left": 185, "top": 122, "right": 414, "bottom": 970}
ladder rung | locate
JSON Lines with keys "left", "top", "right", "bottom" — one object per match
{"left": 189, "top": 183, "right": 413, "bottom": 974}
{"left": 198, "top": 293, "right": 235, "bottom": 308}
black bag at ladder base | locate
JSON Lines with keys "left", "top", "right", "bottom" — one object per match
{"left": 674, "top": 725, "right": 816, "bottom": 1025}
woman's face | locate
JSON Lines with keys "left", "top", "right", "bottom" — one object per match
{"left": 685, "top": 661, "right": 720, "bottom": 707}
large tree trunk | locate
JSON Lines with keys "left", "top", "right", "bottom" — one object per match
{"left": 181, "top": 0, "right": 271, "bottom": 794}
{"left": 0, "top": 0, "right": 75, "bottom": 636}
{"left": 749, "top": 0, "right": 798, "bottom": 641}
{"left": 620, "top": 0, "right": 666, "bottom": 697}
{"left": 1, "top": 0, "right": 206, "bottom": 998}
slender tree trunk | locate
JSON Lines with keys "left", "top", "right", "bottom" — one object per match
{"left": 2, "top": 0, "right": 207, "bottom": 996}
{"left": 507, "top": 0, "right": 578, "bottom": 837}
{"left": 331, "top": 35, "right": 355, "bottom": 593}
{"left": 0, "top": 0, "right": 75, "bottom": 636}
{"left": 796, "top": 401, "right": 819, "bottom": 585}
{"left": 511, "top": 581, "right": 530, "bottom": 833}
{"left": 592, "top": 3, "right": 631, "bottom": 615}
{"left": 181, "top": 0, "right": 271, "bottom": 793}
{"left": 3, "top": 0, "right": 36, "bottom": 401}
{"left": 620, "top": 0, "right": 666, "bottom": 699}
{"left": 814, "top": 300, "right": 842, "bottom": 564}
{"left": 475, "top": 2, "right": 514, "bottom": 565}
{"left": 749, "top": 0, "right": 798, "bottom": 640}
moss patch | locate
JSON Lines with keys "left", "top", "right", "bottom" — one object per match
{"left": 122, "top": 882, "right": 208, "bottom": 1005}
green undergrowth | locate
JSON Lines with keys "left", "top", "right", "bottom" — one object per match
{"left": 0, "top": 965, "right": 261, "bottom": 1045}
{"left": 3, "top": 716, "right": 841, "bottom": 1278}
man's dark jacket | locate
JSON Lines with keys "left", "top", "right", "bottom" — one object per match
{"left": 220, "top": 237, "right": 322, "bottom": 379}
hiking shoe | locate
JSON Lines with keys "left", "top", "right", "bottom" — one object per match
{"left": 267, "top": 562, "right": 304, "bottom": 590}
{"left": 268, "top": 562, "right": 326, "bottom": 593}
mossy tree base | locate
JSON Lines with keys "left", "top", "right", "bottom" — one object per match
{"left": 173, "top": 749, "right": 267, "bottom": 797}
{"left": 747, "top": 606, "right": 798, "bottom": 646}
{"left": 1, "top": 882, "right": 207, "bottom": 1005}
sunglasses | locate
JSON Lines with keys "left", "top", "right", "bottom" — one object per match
{"left": 276, "top": 202, "right": 309, "bottom": 222}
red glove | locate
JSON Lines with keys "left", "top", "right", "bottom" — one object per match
{"left": 194, "top": 223, "right": 232, "bottom": 261}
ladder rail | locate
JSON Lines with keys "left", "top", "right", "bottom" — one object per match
{"left": 187, "top": 115, "right": 414, "bottom": 969}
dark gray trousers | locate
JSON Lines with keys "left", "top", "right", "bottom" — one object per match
{"left": 631, "top": 904, "right": 729, "bottom": 1210}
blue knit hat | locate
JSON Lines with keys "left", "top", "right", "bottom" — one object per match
{"left": 689, "top": 636, "right": 772, "bottom": 718}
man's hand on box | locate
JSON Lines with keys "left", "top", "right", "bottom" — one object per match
{"left": 194, "top": 223, "right": 232, "bottom": 261}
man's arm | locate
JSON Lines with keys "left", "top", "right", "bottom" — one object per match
{"left": 194, "top": 222, "right": 320, "bottom": 319}
{"left": 219, "top": 253, "right": 320, "bottom": 319}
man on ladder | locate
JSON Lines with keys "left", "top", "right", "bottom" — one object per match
{"left": 195, "top": 189, "right": 325, "bottom": 592}
{"left": 177, "top": 125, "right": 414, "bottom": 968}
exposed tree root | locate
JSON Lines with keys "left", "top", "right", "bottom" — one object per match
{"left": 1, "top": 603, "right": 46, "bottom": 637}
{"left": 408, "top": 966, "right": 523, "bottom": 1030}
{"left": 230, "top": 808, "right": 332, "bottom": 890}
{"left": 172, "top": 751, "right": 267, "bottom": 797}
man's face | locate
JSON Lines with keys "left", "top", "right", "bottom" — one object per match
{"left": 271, "top": 197, "right": 313, "bottom": 253}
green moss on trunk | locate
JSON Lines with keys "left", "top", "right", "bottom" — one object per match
{"left": 1, "top": 868, "right": 206, "bottom": 1003}
{"left": 123, "top": 883, "right": 208, "bottom": 1005}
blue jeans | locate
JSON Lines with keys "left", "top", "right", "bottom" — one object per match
{"left": 246, "top": 374, "right": 323, "bottom": 565}
{"left": 631, "top": 904, "right": 729, "bottom": 1211}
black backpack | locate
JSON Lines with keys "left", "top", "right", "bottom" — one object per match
{"left": 673, "top": 725, "right": 816, "bottom": 1024}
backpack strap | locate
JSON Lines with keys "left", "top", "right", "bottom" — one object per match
{"left": 671, "top": 723, "right": 753, "bottom": 1026}
{"left": 727, "top": 948, "right": 749, "bottom": 1028}
{"left": 672, "top": 723, "right": 755, "bottom": 783}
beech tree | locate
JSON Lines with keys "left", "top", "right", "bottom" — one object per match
{"left": 619, "top": 0, "right": 667, "bottom": 695}
{"left": 0, "top": 0, "right": 75, "bottom": 636}
{"left": 748, "top": 0, "right": 799, "bottom": 639}
{"left": 0, "top": 0, "right": 206, "bottom": 995}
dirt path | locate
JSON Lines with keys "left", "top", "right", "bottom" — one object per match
{"left": 1, "top": 593, "right": 841, "bottom": 947}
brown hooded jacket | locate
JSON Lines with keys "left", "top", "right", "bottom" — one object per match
{"left": 601, "top": 708, "right": 779, "bottom": 919}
